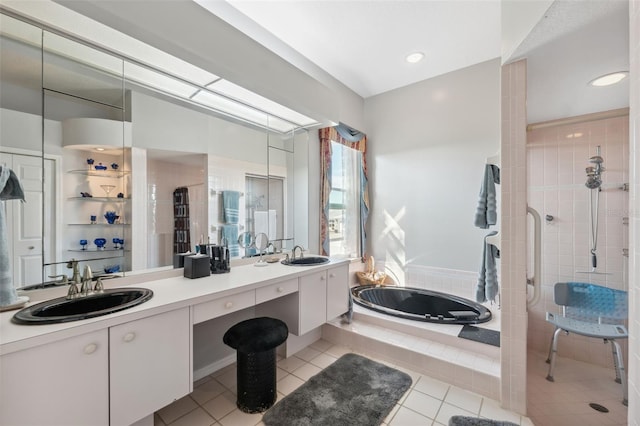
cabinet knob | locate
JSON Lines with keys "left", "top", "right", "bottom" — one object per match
{"left": 277, "top": 287, "right": 284, "bottom": 293}
{"left": 320, "top": 275, "right": 325, "bottom": 281}
{"left": 225, "top": 301, "right": 233, "bottom": 309}
{"left": 123, "top": 332, "right": 136, "bottom": 343}
{"left": 329, "top": 273, "right": 335, "bottom": 278}
{"left": 28, "top": 246, "right": 35, "bottom": 250}
{"left": 83, "top": 343, "right": 98, "bottom": 355}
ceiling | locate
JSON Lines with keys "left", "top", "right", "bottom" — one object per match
{"left": 510, "top": 0, "right": 630, "bottom": 124}
{"left": 203, "top": 0, "right": 630, "bottom": 124}
{"left": 198, "top": 0, "right": 502, "bottom": 99}
{"left": 2, "top": 0, "right": 631, "bottom": 127}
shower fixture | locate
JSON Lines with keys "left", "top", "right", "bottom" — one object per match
{"left": 585, "top": 150, "right": 604, "bottom": 189}
{"left": 586, "top": 147, "right": 604, "bottom": 271}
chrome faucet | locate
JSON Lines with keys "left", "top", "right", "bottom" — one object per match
{"left": 80, "top": 265, "right": 93, "bottom": 296}
{"left": 292, "top": 245, "right": 304, "bottom": 260}
{"left": 47, "top": 274, "right": 69, "bottom": 286}
{"left": 66, "top": 259, "right": 81, "bottom": 299}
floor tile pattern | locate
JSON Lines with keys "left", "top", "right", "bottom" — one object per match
{"left": 155, "top": 340, "right": 532, "bottom": 426}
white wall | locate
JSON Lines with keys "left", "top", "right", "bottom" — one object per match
{"left": 364, "top": 58, "right": 501, "bottom": 275}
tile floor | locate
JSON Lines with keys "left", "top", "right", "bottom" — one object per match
{"left": 527, "top": 351, "right": 628, "bottom": 426}
{"left": 155, "top": 339, "right": 532, "bottom": 426}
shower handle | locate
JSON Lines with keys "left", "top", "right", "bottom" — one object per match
{"left": 591, "top": 249, "right": 597, "bottom": 269}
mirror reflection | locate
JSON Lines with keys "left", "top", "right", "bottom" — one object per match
{"left": 0, "top": 12, "right": 311, "bottom": 290}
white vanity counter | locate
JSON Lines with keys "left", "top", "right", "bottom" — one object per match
{"left": 0, "top": 258, "right": 349, "bottom": 355}
{"left": 1, "top": 258, "right": 351, "bottom": 426}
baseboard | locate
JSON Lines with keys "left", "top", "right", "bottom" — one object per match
{"left": 193, "top": 354, "right": 236, "bottom": 381}
{"left": 283, "top": 328, "right": 322, "bottom": 357}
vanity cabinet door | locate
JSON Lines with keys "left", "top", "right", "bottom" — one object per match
{"left": 298, "top": 270, "right": 328, "bottom": 335}
{"left": 326, "top": 264, "right": 350, "bottom": 321}
{"left": 0, "top": 329, "right": 109, "bottom": 426}
{"left": 110, "top": 307, "right": 191, "bottom": 426}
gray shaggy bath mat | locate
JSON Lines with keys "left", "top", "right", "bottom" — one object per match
{"left": 262, "top": 353, "right": 412, "bottom": 426}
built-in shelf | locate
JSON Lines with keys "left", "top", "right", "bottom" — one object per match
{"left": 68, "top": 169, "right": 131, "bottom": 177}
{"left": 68, "top": 249, "right": 129, "bottom": 253}
{"left": 67, "top": 223, "right": 130, "bottom": 226}
{"left": 68, "top": 196, "right": 130, "bottom": 202}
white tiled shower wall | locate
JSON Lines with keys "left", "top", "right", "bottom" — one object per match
{"left": 526, "top": 115, "right": 630, "bottom": 368}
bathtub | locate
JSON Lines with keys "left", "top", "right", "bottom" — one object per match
{"left": 351, "top": 285, "right": 492, "bottom": 324}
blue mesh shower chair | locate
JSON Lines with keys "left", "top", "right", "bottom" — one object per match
{"left": 545, "top": 282, "right": 628, "bottom": 406}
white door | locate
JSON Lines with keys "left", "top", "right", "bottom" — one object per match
{"left": 0, "top": 153, "right": 45, "bottom": 287}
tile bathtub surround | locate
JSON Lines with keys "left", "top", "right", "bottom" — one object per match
{"left": 154, "top": 339, "right": 532, "bottom": 426}
{"left": 527, "top": 113, "right": 630, "bottom": 369}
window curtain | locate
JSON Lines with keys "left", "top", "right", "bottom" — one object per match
{"left": 319, "top": 123, "right": 369, "bottom": 259}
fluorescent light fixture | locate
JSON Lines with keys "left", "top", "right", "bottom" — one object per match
{"left": 405, "top": 52, "right": 424, "bottom": 64}
{"left": 207, "top": 80, "right": 317, "bottom": 127}
{"left": 589, "top": 72, "right": 628, "bottom": 87}
{"left": 566, "top": 132, "right": 583, "bottom": 139}
{"left": 124, "top": 62, "right": 199, "bottom": 98}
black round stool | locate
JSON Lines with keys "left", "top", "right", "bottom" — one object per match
{"left": 223, "top": 317, "right": 288, "bottom": 413}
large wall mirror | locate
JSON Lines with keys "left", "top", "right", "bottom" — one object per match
{"left": 0, "top": 12, "right": 311, "bottom": 289}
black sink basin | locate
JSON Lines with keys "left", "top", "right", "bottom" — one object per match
{"left": 281, "top": 256, "right": 330, "bottom": 266}
{"left": 12, "top": 288, "right": 153, "bottom": 325}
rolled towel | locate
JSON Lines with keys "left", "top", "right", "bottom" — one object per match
{"left": 474, "top": 164, "right": 500, "bottom": 229}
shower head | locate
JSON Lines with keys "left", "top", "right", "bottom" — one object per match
{"left": 585, "top": 176, "right": 602, "bottom": 189}
{"left": 589, "top": 155, "right": 604, "bottom": 164}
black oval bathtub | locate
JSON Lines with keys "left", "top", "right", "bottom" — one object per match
{"left": 351, "top": 285, "right": 491, "bottom": 324}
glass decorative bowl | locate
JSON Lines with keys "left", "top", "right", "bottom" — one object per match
{"left": 94, "top": 238, "right": 107, "bottom": 249}
{"left": 104, "top": 211, "right": 119, "bottom": 224}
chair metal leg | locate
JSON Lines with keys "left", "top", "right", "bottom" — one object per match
{"left": 610, "top": 339, "right": 628, "bottom": 406}
{"left": 546, "top": 327, "right": 563, "bottom": 382}
{"left": 546, "top": 327, "right": 559, "bottom": 364}
{"left": 608, "top": 340, "right": 622, "bottom": 384}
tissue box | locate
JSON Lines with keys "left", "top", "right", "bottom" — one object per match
{"left": 184, "top": 255, "right": 211, "bottom": 279}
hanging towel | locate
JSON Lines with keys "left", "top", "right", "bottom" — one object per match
{"left": 0, "top": 165, "right": 25, "bottom": 202}
{"left": 222, "top": 190, "right": 240, "bottom": 224}
{"left": 474, "top": 164, "right": 500, "bottom": 229}
{"left": 476, "top": 231, "right": 500, "bottom": 303}
{"left": 221, "top": 224, "right": 240, "bottom": 257}
{"left": 0, "top": 165, "right": 25, "bottom": 306}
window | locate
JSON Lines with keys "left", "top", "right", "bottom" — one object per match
{"left": 329, "top": 141, "right": 362, "bottom": 258}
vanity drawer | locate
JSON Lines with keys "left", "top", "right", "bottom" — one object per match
{"left": 192, "top": 290, "right": 256, "bottom": 324}
{"left": 255, "top": 278, "right": 298, "bottom": 304}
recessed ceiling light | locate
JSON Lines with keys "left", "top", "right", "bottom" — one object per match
{"left": 405, "top": 52, "right": 424, "bottom": 64}
{"left": 589, "top": 72, "right": 628, "bottom": 87}
{"left": 96, "top": 147, "right": 105, "bottom": 151}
